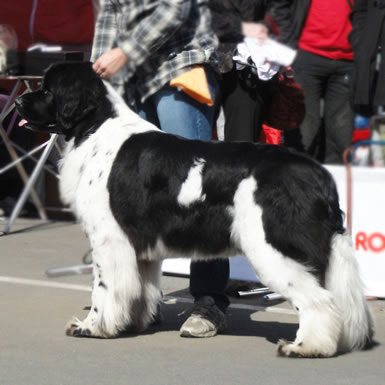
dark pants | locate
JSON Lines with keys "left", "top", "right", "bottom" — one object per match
{"left": 220, "top": 68, "right": 278, "bottom": 142}
{"left": 292, "top": 49, "right": 354, "bottom": 164}
{"left": 189, "top": 259, "right": 230, "bottom": 313}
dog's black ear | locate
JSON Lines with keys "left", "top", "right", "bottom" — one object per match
{"left": 55, "top": 82, "right": 97, "bottom": 131}
{"left": 53, "top": 64, "right": 105, "bottom": 132}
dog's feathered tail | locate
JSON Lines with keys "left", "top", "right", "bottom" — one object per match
{"left": 325, "top": 232, "right": 375, "bottom": 352}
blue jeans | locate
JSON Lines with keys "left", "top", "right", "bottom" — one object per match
{"left": 137, "top": 67, "right": 216, "bottom": 140}
{"left": 135, "top": 67, "right": 230, "bottom": 312}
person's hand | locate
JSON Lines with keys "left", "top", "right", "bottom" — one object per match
{"left": 241, "top": 22, "right": 269, "bottom": 41}
{"left": 93, "top": 47, "right": 129, "bottom": 78}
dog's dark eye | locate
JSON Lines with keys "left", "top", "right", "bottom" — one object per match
{"left": 43, "top": 90, "right": 51, "bottom": 96}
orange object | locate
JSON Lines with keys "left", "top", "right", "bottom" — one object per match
{"left": 170, "top": 66, "right": 214, "bottom": 106}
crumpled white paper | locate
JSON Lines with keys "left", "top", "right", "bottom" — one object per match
{"left": 233, "top": 37, "right": 297, "bottom": 81}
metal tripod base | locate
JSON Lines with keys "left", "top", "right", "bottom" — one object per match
{"left": 46, "top": 264, "right": 93, "bottom": 278}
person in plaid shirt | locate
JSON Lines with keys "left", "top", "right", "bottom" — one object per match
{"left": 91, "top": 0, "right": 229, "bottom": 338}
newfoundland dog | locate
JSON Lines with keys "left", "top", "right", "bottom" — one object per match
{"left": 15, "top": 62, "right": 374, "bottom": 357}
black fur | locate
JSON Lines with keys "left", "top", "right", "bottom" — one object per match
{"left": 108, "top": 130, "right": 344, "bottom": 282}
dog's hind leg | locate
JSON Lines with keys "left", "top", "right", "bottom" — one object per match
{"left": 66, "top": 233, "right": 143, "bottom": 338}
{"left": 231, "top": 176, "right": 342, "bottom": 358}
{"left": 274, "top": 272, "right": 342, "bottom": 358}
{"left": 244, "top": 242, "right": 342, "bottom": 357}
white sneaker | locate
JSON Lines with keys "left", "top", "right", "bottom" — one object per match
{"left": 180, "top": 296, "right": 227, "bottom": 338}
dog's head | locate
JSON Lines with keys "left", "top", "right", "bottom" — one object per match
{"left": 15, "top": 61, "right": 114, "bottom": 143}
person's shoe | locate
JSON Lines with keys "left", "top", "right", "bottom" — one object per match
{"left": 179, "top": 296, "right": 227, "bottom": 338}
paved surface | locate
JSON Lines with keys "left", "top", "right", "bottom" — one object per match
{"left": 0, "top": 217, "right": 384, "bottom": 385}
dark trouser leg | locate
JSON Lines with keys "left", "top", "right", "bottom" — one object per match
{"left": 292, "top": 50, "right": 325, "bottom": 161}
{"left": 323, "top": 61, "right": 354, "bottom": 164}
{"left": 221, "top": 68, "right": 277, "bottom": 142}
{"left": 189, "top": 259, "right": 230, "bottom": 313}
{"left": 293, "top": 50, "right": 354, "bottom": 164}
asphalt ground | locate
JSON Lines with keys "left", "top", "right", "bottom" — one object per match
{"left": 0, "top": 217, "right": 384, "bottom": 385}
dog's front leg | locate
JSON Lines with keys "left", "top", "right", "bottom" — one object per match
{"left": 65, "top": 235, "right": 142, "bottom": 338}
{"left": 131, "top": 260, "right": 163, "bottom": 330}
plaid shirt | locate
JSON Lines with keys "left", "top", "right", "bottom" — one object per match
{"left": 91, "top": 0, "right": 218, "bottom": 104}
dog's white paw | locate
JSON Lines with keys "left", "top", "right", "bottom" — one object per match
{"left": 65, "top": 317, "right": 91, "bottom": 337}
{"left": 65, "top": 316, "right": 119, "bottom": 338}
{"left": 65, "top": 316, "right": 100, "bottom": 338}
{"left": 277, "top": 339, "right": 335, "bottom": 358}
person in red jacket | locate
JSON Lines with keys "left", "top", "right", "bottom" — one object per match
{"left": 270, "top": 0, "right": 355, "bottom": 164}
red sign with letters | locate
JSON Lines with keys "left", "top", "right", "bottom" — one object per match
{"left": 356, "top": 232, "right": 385, "bottom": 253}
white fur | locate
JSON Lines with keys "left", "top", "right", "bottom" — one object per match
{"left": 177, "top": 158, "right": 206, "bottom": 207}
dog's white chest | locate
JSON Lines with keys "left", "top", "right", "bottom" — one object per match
{"left": 59, "top": 119, "right": 131, "bottom": 217}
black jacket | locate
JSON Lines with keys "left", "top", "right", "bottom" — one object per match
{"left": 349, "top": 0, "right": 385, "bottom": 108}
{"left": 269, "top": 0, "right": 311, "bottom": 48}
{"left": 209, "top": 0, "right": 267, "bottom": 72}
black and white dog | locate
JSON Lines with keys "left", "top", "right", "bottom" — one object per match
{"left": 15, "top": 62, "right": 374, "bottom": 357}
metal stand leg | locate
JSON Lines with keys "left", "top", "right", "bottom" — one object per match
{"left": 46, "top": 249, "right": 93, "bottom": 277}
{"left": 1, "top": 134, "right": 58, "bottom": 235}
{"left": 46, "top": 264, "right": 93, "bottom": 277}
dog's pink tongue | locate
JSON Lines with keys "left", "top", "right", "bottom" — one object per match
{"left": 19, "top": 119, "right": 28, "bottom": 127}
